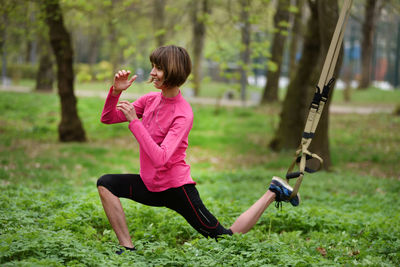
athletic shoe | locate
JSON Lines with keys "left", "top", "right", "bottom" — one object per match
{"left": 268, "top": 176, "right": 300, "bottom": 207}
{"left": 116, "top": 246, "right": 136, "bottom": 255}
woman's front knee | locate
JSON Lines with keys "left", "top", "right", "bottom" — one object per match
{"left": 97, "top": 184, "right": 107, "bottom": 193}
{"left": 97, "top": 174, "right": 112, "bottom": 188}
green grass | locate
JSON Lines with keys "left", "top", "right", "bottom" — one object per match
{"left": 331, "top": 87, "right": 400, "bottom": 105}
{"left": 1, "top": 91, "right": 399, "bottom": 266}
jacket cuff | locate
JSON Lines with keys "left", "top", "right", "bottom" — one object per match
{"left": 109, "top": 86, "right": 122, "bottom": 97}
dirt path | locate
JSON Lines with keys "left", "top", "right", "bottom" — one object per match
{"left": 1, "top": 85, "right": 395, "bottom": 114}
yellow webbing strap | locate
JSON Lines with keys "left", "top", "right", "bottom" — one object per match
{"left": 286, "top": 0, "right": 353, "bottom": 200}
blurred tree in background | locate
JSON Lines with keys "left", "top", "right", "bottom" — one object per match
{"left": 269, "top": 0, "right": 343, "bottom": 171}
{"left": 269, "top": 0, "right": 322, "bottom": 153}
{"left": 41, "top": 0, "right": 86, "bottom": 142}
{"left": 1, "top": 0, "right": 399, "bottom": 147}
{"left": 287, "top": 0, "right": 304, "bottom": 81}
{"left": 2, "top": 0, "right": 399, "bottom": 92}
{"left": 261, "top": 0, "right": 290, "bottom": 103}
{"left": 191, "top": 0, "right": 210, "bottom": 97}
{"left": 239, "top": 0, "right": 252, "bottom": 104}
{"left": 358, "top": 0, "right": 382, "bottom": 90}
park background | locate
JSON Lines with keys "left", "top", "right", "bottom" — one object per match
{"left": 1, "top": 0, "right": 400, "bottom": 266}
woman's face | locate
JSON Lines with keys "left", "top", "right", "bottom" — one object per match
{"left": 150, "top": 64, "right": 165, "bottom": 90}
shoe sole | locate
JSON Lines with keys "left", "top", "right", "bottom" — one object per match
{"left": 272, "top": 176, "right": 301, "bottom": 204}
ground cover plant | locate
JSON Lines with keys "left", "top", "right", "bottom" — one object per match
{"left": 0, "top": 90, "right": 399, "bottom": 266}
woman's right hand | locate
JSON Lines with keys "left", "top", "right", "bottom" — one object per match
{"left": 112, "top": 70, "right": 137, "bottom": 95}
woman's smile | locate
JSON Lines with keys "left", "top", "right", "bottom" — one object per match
{"left": 150, "top": 65, "right": 165, "bottom": 89}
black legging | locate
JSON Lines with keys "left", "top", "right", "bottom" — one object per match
{"left": 97, "top": 174, "right": 233, "bottom": 239}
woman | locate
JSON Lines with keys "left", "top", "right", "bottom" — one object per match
{"left": 97, "top": 45, "right": 299, "bottom": 254}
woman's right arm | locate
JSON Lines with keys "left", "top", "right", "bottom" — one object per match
{"left": 100, "top": 70, "right": 139, "bottom": 124}
{"left": 100, "top": 87, "right": 129, "bottom": 124}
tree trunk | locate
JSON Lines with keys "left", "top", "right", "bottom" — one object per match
{"left": 309, "top": 0, "right": 343, "bottom": 170}
{"left": 395, "top": 20, "right": 400, "bottom": 88}
{"left": 191, "top": 0, "right": 210, "bottom": 97}
{"left": 270, "top": 0, "right": 343, "bottom": 171}
{"left": 343, "top": 23, "right": 357, "bottom": 102}
{"left": 108, "top": 0, "right": 120, "bottom": 76}
{"left": 288, "top": 0, "right": 304, "bottom": 81}
{"left": 42, "top": 0, "right": 86, "bottom": 142}
{"left": 1, "top": 12, "right": 8, "bottom": 86}
{"left": 25, "top": 2, "right": 37, "bottom": 64}
{"left": 358, "top": 0, "right": 379, "bottom": 90}
{"left": 270, "top": 1, "right": 321, "bottom": 151}
{"left": 261, "top": 0, "right": 290, "bottom": 103}
{"left": 343, "top": 61, "right": 353, "bottom": 102}
{"left": 88, "top": 27, "right": 100, "bottom": 81}
{"left": 153, "top": 0, "right": 166, "bottom": 47}
{"left": 239, "top": 0, "right": 251, "bottom": 105}
{"left": 35, "top": 34, "right": 54, "bottom": 91}
{"left": 88, "top": 26, "right": 100, "bottom": 66}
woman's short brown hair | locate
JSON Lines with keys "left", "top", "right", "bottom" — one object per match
{"left": 149, "top": 45, "right": 192, "bottom": 88}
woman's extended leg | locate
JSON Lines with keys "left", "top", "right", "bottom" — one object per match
{"left": 230, "top": 190, "right": 275, "bottom": 234}
{"left": 97, "top": 186, "right": 134, "bottom": 248}
{"left": 230, "top": 176, "right": 300, "bottom": 234}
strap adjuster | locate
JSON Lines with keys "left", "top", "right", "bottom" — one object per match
{"left": 302, "top": 132, "right": 314, "bottom": 139}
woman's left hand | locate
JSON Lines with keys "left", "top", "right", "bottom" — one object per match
{"left": 116, "top": 100, "right": 138, "bottom": 122}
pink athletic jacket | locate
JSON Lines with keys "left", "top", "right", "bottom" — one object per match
{"left": 101, "top": 87, "right": 196, "bottom": 192}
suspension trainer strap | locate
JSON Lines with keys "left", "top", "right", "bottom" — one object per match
{"left": 286, "top": 0, "right": 353, "bottom": 199}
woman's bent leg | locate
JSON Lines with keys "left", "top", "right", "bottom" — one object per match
{"left": 97, "top": 185, "right": 134, "bottom": 248}
{"left": 97, "top": 173, "right": 165, "bottom": 248}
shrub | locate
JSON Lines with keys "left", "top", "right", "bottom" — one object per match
{"left": 7, "top": 63, "right": 38, "bottom": 82}
{"left": 75, "top": 64, "right": 93, "bottom": 83}
{"left": 93, "top": 61, "right": 113, "bottom": 82}
{"left": 394, "top": 104, "right": 400, "bottom": 116}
